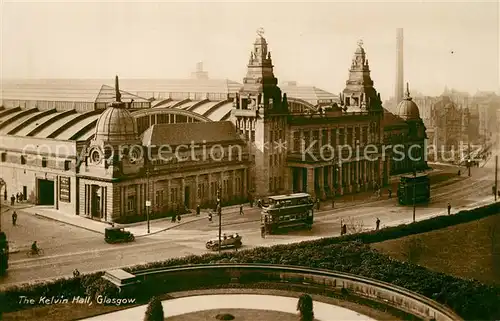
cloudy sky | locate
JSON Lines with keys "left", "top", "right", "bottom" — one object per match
{"left": 1, "top": 0, "right": 498, "bottom": 97}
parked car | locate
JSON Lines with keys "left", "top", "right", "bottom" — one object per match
{"left": 104, "top": 227, "right": 135, "bottom": 244}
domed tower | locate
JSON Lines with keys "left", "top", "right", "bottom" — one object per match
{"left": 232, "top": 28, "right": 290, "bottom": 198}
{"left": 340, "top": 40, "right": 383, "bottom": 113}
{"left": 397, "top": 83, "right": 427, "bottom": 169}
{"left": 86, "top": 76, "right": 143, "bottom": 177}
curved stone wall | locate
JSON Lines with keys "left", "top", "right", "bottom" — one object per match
{"left": 106, "top": 264, "right": 462, "bottom": 321}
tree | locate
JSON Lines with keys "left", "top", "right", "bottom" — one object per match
{"left": 344, "top": 216, "right": 365, "bottom": 234}
{"left": 297, "top": 294, "right": 314, "bottom": 321}
{"left": 144, "top": 296, "right": 164, "bottom": 321}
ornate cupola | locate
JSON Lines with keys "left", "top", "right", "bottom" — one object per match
{"left": 94, "top": 76, "right": 139, "bottom": 145}
{"left": 397, "top": 83, "right": 421, "bottom": 120}
{"left": 87, "top": 76, "right": 143, "bottom": 177}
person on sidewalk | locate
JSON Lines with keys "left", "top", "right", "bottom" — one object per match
{"left": 196, "top": 205, "right": 201, "bottom": 216}
{"left": 388, "top": 190, "right": 392, "bottom": 198}
{"left": 177, "top": 214, "right": 181, "bottom": 223}
{"left": 447, "top": 203, "right": 451, "bottom": 215}
{"left": 331, "top": 198, "right": 335, "bottom": 209}
{"left": 376, "top": 217, "right": 380, "bottom": 231}
{"left": 239, "top": 205, "right": 244, "bottom": 215}
{"left": 10, "top": 194, "right": 15, "bottom": 206}
{"left": 12, "top": 211, "right": 17, "bottom": 226}
{"left": 208, "top": 212, "right": 213, "bottom": 222}
{"left": 316, "top": 198, "right": 320, "bottom": 211}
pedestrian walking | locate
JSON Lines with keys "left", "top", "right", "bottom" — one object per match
{"left": 16, "top": 192, "right": 20, "bottom": 203}
{"left": 10, "top": 194, "right": 15, "bottom": 206}
{"left": 12, "top": 211, "right": 17, "bottom": 226}
{"left": 447, "top": 203, "right": 451, "bottom": 215}
{"left": 331, "top": 198, "right": 335, "bottom": 209}
{"left": 388, "top": 189, "right": 392, "bottom": 198}
{"left": 376, "top": 217, "right": 380, "bottom": 231}
{"left": 341, "top": 224, "right": 347, "bottom": 236}
{"left": 177, "top": 214, "right": 181, "bottom": 223}
{"left": 208, "top": 212, "right": 213, "bottom": 222}
{"left": 196, "top": 205, "right": 201, "bottom": 216}
{"left": 239, "top": 205, "right": 244, "bottom": 215}
{"left": 19, "top": 192, "right": 23, "bottom": 202}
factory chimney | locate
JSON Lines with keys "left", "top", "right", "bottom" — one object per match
{"left": 395, "top": 28, "right": 404, "bottom": 104}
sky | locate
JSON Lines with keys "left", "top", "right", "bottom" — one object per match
{"left": 1, "top": 0, "right": 499, "bottom": 97}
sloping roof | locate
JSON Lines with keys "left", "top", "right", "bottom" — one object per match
{"left": 1, "top": 81, "right": 150, "bottom": 103}
{"left": 280, "top": 84, "right": 337, "bottom": 105}
{"left": 142, "top": 121, "right": 243, "bottom": 146}
{"left": 382, "top": 108, "right": 407, "bottom": 128}
{"left": 95, "top": 85, "right": 150, "bottom": 103}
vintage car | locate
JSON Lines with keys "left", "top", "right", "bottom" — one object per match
{"left": 104, "top": 226, "right": 135, "bottom": 244}
{"left": 205, "top": 233, "right": 242, "bottom": 251}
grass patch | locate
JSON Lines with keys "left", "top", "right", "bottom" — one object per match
{"left": 372, "top": 213, "right": 500, "bottom": 285}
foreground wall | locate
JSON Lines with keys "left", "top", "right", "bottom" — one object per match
{"left": 106, "top": 264, "right": 462, "bottom": 321}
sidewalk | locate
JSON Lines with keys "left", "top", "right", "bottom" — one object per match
{"left": 2, "top": 167, "right": 461, "bottom": 237}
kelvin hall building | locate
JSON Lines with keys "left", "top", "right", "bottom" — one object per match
{"left": 0, "top": 33, "right": 427, "bottom": 222}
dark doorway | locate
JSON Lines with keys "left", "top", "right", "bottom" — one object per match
{"left": 38, "top": 179, "right": 54, "bottom": 205}
{"left": 184, "top": 186, "right": 190, "bottom": 209}
{"left": 23, "top": 186, "right": 27, "bottom": 200}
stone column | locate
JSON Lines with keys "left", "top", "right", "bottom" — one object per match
{"left": 318, "top": 167, "right": 325, "bottom": 199}
{"left": 231, "top": 170, "right": 236, "bottom": 201}
{"left": 346, "top": 163, "right": 352, "bottom": 193}
{"left": 195, "top": 175, "right": 199, "bottom": 205}
{"left": 166, "top": 180, "right": 171, "bottom": 210}
{"left": 243, "top": 169, "right": 248, "bottom": 199}
{"left": 327, "top": 165, "right": 333, "bottom": 197}
{"left": 337, "top": 164, "right": 343, "bottom": 195}
{"left": 180, "top": 178, "right": 185, "bottom": 208}
{"left": 307, "top": 167, "right": 315, "bottom": 197}
{"left": 363, "top": 160, "right": 368, "bottom": 191}
{"left": 355, "top": 161, "right": 360, "bottom": 192}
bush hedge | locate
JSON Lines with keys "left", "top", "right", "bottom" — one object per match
{"left": 2, "top": 203, "right": 500, "bottom": 320}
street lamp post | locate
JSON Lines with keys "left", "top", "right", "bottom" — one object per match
{"left": 0, "top": 178, "right": 5, "bottom": 232}
{"left": 145, "top": 168, "right": 151, "bottom": 234}
{"left": 412, "top": 168, "right": 416, "bottom": 223}
{"left": 495, "top": 155, "right": 498, "bottom": 202}
{"left": 217, "top": 186, "right": 222, "bottom": 253}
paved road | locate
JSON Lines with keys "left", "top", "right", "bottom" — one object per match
{"left": 0, "top": 164, "right": 496, "bottom": 289}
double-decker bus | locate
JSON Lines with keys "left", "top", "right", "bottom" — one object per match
{"left": 261, "top": 193, "right": 314, "bottom": 234}
{"left": 397, "top": 174, "right": 430, "bottom": 205}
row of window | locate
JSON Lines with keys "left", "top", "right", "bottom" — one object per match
{"left": 269, "top": 154, "right": 283, "bottom": 168}
{"left": 269, "top": 176, "right": 284, "bottom": 193}
{"left": 292, "top": 127, "right": 371, "bottom": 152}
{"left": 0, "top": 152, "right": 71, "bottom": 170}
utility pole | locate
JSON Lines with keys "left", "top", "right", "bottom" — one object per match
{"left": 217, "top": 186, "right": 222, "bottom": 253}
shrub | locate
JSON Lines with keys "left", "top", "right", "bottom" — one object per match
{"left": 144, "top": 296, "right": 164, "bottom": 321}
{"left": 297, "top": 293, "right": 314, "bottom": 321}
